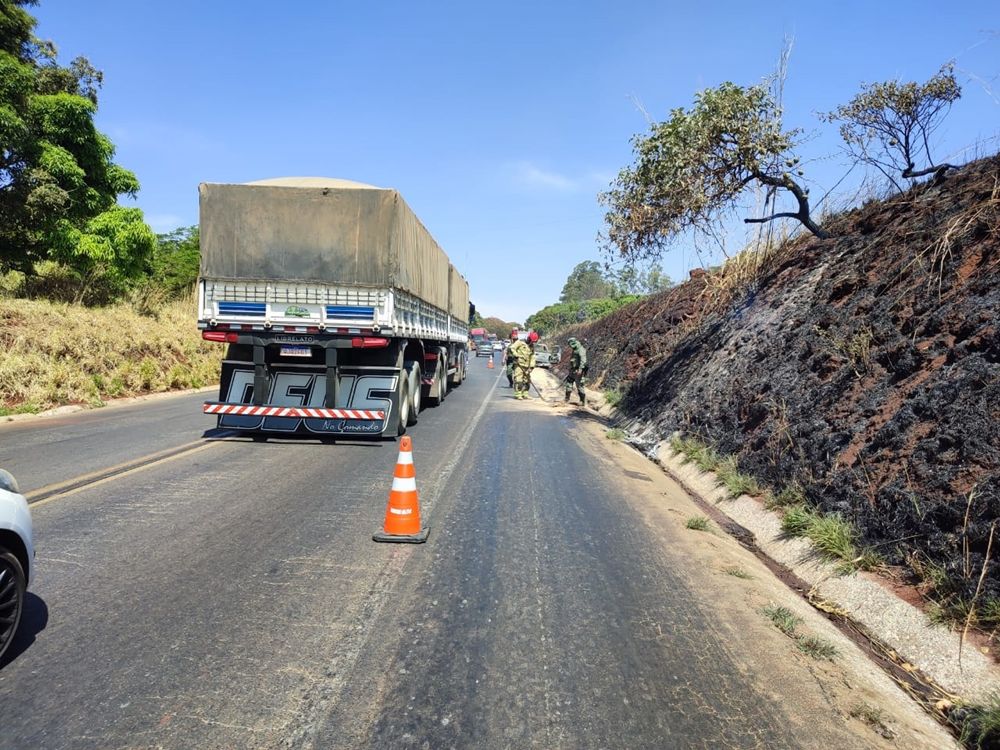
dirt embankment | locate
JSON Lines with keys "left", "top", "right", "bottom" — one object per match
{"left": 555, "top": 155, "right": 1000, "bottom": 604}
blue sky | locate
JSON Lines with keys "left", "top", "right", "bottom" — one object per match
{"left": 33, "top": 1, "right": 999, "bottom": 323}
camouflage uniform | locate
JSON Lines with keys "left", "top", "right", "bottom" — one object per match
{"left": 564, "top": 338, "right": 588, "bottom": 405}
{"left": 504, "top": 331, "right": 518, "bottom": 387}
{"left": 508, "top": 339, "right": 535, "bottom": 399}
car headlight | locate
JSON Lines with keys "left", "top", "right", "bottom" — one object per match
{"left": 0, "top": 469, "right": 20, "bottom": 495}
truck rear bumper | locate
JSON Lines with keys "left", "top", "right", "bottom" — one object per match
{"left": 204, "top": 402, "right": 385, "bottom": 420}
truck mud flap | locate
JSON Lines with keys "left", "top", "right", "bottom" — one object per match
{"left": 215, "top": 363, "right": 397, "bottom": 436}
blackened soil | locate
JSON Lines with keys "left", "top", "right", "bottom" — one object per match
{"left": 556, "top": 155, "right": 1000, "bottom": 601}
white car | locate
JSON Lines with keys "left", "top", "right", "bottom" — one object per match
{"left": 0, "top": 469, "right": 33, "bottom": 662}
{"left": 492, "top": 341, "right": 503, "bottom": 351}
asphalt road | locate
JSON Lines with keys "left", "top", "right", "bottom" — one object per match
{"left": 0, "top": 354, "right": 940, "bottom": 748}
{"left": 0, "top": 391, "right": 217, "bottom": 495}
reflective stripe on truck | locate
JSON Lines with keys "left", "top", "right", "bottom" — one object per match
{"left": 204, "top": 403, "right": 385, "bottom": 420}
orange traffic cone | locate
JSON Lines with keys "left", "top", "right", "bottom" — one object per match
{"left": 487, "top": 356, "right": 495, "bottom": 369}
{"left": 373, "top": 435, "right": 429, "bottom": 543}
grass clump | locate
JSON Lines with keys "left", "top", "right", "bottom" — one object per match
{"left": 959, "top": 691, "right": 1000, "bottom": 749}
{"left": 715, "top": 455, "right": 763, "bottom": 498}
{"left": 669, "top": 435, "right": 763, "bottom": 495}
{"left": 670, "top": 435, "right": 722, "bottom": 472}
{"left": 765, "top": 482, "right": 807, "bottom": 510}
{"left": 761, "top": 603, "right": 840, "bottom": 661}
{"left": 807, "top": 513, "right": 857, "bottom": 562}
{"left": 796, "top": 635, "right": 839, "bottom": 660}
{"left": 780, "top": 504, "right": 816, "bottom": 536}
{"left": 780, "top": 504, "right": 883, "bottom": 572}
{"left": 605, "top": 428, "right": 626, "bottom": 441}
{"left": 603, "top": 389, "right": 623, "bottom": 407}
{"left": 685, "top": 515, "right": 711, "bottom": 531}
{"left": 761, "top": 604, "right": 801, "bottom": 636}
{"left": 723, "top": 565, "right": 752, "bottom": 579}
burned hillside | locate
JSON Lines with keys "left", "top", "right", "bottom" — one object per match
{"left": 558, "top": 156, "right": 1000, "bottom": 606}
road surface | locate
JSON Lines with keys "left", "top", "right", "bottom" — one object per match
{"left": 0, "top": 353, "right": 951, "bottom": 748}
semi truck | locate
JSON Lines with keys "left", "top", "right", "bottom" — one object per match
{"left": 197, "top": 177, "right": 470, "bottom": 438}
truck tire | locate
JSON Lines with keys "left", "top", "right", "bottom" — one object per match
{"left": 405, "top": 361, "right": 421, "bottom": 426}
{"left": 395, "top": 370, "right": 409, "bottom": 436}
{"left": 450, "top": 352, "right": 465, "bottom": 387}
{"left": 438, "top": 365, "right": 448, "bottom": 402}
{"left": 0, "top": 550, "right": 25, "bottom": 662}
{"left": 426, "top": 360, "right": 446, "bottom": 406}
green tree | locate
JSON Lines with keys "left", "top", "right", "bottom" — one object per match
{"left": 0, "top": 0, "right": 151, "bottom": 293}
{"left": 822, "top": 64, "right": 961, "bottom": 190}
{"left": 525, "top": 296, "right": 641, "bottom": 335}
{"left": 481, "top": 316, "right": 520, "bottom": 338}
{"left": 559, "top": 260, "right": 616, "bottom": 302}
{"left": 600, "top": 81, "right": 828, "bottom": 265}
{"left": 612, "top": 263, "right": 674, "bottom": 295}
{"left": 48, "top": 206, "right": 155, "bottom": 301}
{"left": 152, "top": 225, "right": 200, "bottom": 295}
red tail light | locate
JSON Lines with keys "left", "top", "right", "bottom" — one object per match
{"left": 351, "top": 337, "right": 389, "bottom": 348}
{"left": 202, "top": 330, "right": 239, "bottom": 343}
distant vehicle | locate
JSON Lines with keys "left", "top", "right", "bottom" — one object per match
{"left": 492, "top": 342, "right": 503, "bottom": 351}
{"left": 0, "top": 469, "right": 33, "bottom": 662}
{"left": 533, "top": 343, "right": 561, "bottom": 369}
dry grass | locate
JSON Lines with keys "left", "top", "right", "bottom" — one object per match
{"left": 927, "top": 176, "right": 1000, "bottom": 298}
{"left": 723, "top": 565, "right": 752, "bottom": 579}
{"left": 697, "top": 232, "right": 800, "bottom": 315}
{"left": 0, "top": 297, "right": 219, "bottom": 413}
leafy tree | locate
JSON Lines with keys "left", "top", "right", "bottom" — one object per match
{"left": 559, "top": 260, "right": 616, "bottom": 302}
{"left": 481, "top": 316, "right": 520, "bottom": 338}
{"left": 0, "top": 0, "right": 151, "bottom": 293}
{"left": 612, "top": 263, "right": 674, "bottom": 295}
{"left": 152, "top": 225, "right": 200, "bottom": 295}
{"left": 822, "top": 64, "right": 961, "bottom": 189}
{"left": 601, "top": 81, "right": 828, "bottom": 264}
{"left": 525, "top": 295, "right": 640, "bottom": 335}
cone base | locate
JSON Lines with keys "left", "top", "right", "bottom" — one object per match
{"left": 373, "top": 527, "right": 430, "bottom": 544}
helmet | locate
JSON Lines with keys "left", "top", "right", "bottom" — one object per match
{"left": 527, "top": 331, "right": 539, "bottom": 343}
{"left": 568, "top": 337, "right": 579, "bottom": 347}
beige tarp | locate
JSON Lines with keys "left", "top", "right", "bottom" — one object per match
{"left": 448, "top": 264, "right": 470, "bottom": 322}
{"left": 199, "top": 178, "right": 464, "bottom": 314}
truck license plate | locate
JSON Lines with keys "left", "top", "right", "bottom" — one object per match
{"left": 280, "top": 346, "right": 312, "bottom": 358}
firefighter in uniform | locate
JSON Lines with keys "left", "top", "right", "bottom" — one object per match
{"left": 564, "top": 337, "right": 588, "bottom": 406}
{"left": 504, "top": 329, "right": 518, "bottom": 387}
{"left": 509, "top": 331, "right": 537, "bottom": 399}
